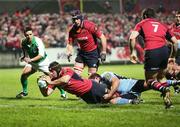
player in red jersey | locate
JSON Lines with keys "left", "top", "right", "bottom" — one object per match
{"left": 38, "top": 61, "right": 107, "bottom": 104}
{"left": 66, "top": 10, "right": 107, "bottom": 76}
{"left": 167, "top": 11, "right": 180, "bottom": 94}
{"left": 129, "top": 8, "right": 178, "bottom": 108}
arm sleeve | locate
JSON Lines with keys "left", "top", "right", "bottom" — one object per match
{"left": 165, "top": 29, "right": 174, "bottom": 42}
{"left": 134, "top": 22, "right": 142, "bottom": 32}
{"left": 36, "top": 37, "right": 45, "bottom": 56}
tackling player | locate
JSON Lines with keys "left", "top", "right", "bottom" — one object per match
{"left": 129, "top": 8, "right": 178, "bottom": 108}
{"left": 38, "top": 61, "right": 107, "bottom": 104}
{"left": 16, "top": 27, "right": 66, "bottom": 99}
{"left": 66, "top": 10, "right": 107, "bottom": 76}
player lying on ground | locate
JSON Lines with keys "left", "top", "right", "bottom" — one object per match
{"left": 37, "top": 61, "right": 108, "bottom": 104}
{"left": 89, "top": 72, "right": 180, "bottom": 108}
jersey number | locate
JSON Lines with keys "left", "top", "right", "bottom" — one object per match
{"left": 152, "top": 24, "right": 159, "bottom": 32}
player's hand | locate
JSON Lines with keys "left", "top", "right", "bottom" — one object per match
{"left": 100, "top": 52, "right": 106, "bottom": 63}
{"left": 19, "top": 57, "right": 25, "bottom": 62}
{"left": 37, "top": 75, "right": 46, "bottom": 83}
{"left": 67, "top": 54, "right": 72, "bottom": 62}
{"left": 24, "top": 57, "right": 32, "bottom": 63}
{"left": 41, "top": 75, "right": 51, "bottom": 84}
{"left": 130, "top": 54, "right": 138, "bottom": 64}
{"left": 103, "top": 93, "right": 111, "bottom": 100}
{"left": 168, "top": 58, "right": 175, "bottom": 63}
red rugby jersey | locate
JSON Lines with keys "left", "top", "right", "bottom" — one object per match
{"left": 169, "top": 23, "right": 180, "bottom": 40}
{"left": 134, "top": 18, "right": 174, "bottom": 50}
{"left": 58, "top": 67, "right": 92, "bottom": 96}
{"left": 68, "top": 20, "right": 102, "bottom": 52}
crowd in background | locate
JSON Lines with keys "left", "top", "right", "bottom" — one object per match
{"left": 0, "top": 8, "right": 176, "bottom": 53}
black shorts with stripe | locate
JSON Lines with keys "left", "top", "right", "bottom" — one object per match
{"left": 144, "top": 46, "right": 169, "bottom": 71}
{"left": 81, "top": 80, "right": 107, "bottom": 104}
{"left": 75, "top": 48, "right": 100, "bottom": 68}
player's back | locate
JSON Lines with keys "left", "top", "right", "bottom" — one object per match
{"left": 60, "top": 67, "right": 92, "bottom": 96}
{"left": 137, "top": 18, "right": 169, "bottom": 50}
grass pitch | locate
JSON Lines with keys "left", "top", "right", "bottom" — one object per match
{"left": 0, "top": 64, "right": 180, "bottom": 127}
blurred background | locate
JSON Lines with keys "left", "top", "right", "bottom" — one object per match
{"left": 0, "top": 0, "right": 179, "bottom": 67}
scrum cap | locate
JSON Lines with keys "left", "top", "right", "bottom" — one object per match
{"left": 71, "top": 10, "right": 83, "bottom": 21}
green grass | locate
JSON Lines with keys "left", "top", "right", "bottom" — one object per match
{"left": 0, "top": 64, "right": 180, "bottom": 127}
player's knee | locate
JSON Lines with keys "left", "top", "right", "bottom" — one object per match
{"left": 74, "top": 66, "right": 84, "bottom": 75}
{"left": 88, "top": 68, "right": 97, "bottom": 76}
{"left": 21, "top": 74, "right": 28, "bottom": 80}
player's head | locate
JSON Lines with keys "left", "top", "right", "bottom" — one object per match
{"left": 71, "top": 10, "right": 83, "bottom": 27}
{"left": 89, "top": 73, "right": 101, "bottom": 83}
{"left": 141, "top": 8, "right": 155, "bottom": 19}
{"left": 49, "top": 61, "right": 62, "bottom": 78}
{"left": 175, "top": 10, "right": 180, "bottom": 25}
{"left": 24, "top": 27, "right": 33, "bottom": 42}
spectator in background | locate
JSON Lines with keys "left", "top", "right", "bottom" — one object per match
{"left": 66, "top": 10, "right": 107, "bottom": 76}
{"left": 129, "top": 8, "right": 178, "bottom": 108}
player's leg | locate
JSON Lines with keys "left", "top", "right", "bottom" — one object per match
{"left": 56, "top": 86, "right": 67, "bottom": 99}
{"left": 74, "top": 53, "right": 84, "bottom": 76}
{"left": 16, "top": 64, "right": 36, "bottom": 99}
{"left": 84, "top": 49, "right": 99, "bottom": 76}
{"left": 145, "top": 46, "right": 172, "bottom": 108}
{"left": 88, "top": 67, "right": 97, "bottom": 76}
{"left": 110, "top": 98, "right": 141, "bottom": 105}
{"left": 73, "top": 62, "right": 84, "bottom": 76}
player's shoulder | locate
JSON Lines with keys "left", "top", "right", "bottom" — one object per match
{"left": 83, "top": 20, "right": 95, "bottom": 28}
{"left": 34, "top": 36, "right": 42, "bottom": 41}
{"left": 21, "top": 38, "right": 27, "bottom": 45}
{"left": 68, "top": 24, "right": 74, "bottom": 33}
{"left": 62, "top": 67, "right": 73, "bottom": 72}
{"left": 169, "top": 23, "right": 177, "bottom": 29}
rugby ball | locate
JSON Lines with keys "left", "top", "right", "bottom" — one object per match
{"left": 38, "top": 79, "right": 47, "bottom": 88}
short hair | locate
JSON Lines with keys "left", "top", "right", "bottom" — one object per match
{"left": 141, "top": 8, "right": 155, "bottom": 19}
{"left": 175, "top": 10, "right": 180, "bottom": 15}
{"left": 88, "top": 73, "right": 101, "bottom": 79}
{"left": 49, "top": 61, "right": 62, "bottom": 74}
{"left": 24, "top": 27, "right": 32, "bottom": 34}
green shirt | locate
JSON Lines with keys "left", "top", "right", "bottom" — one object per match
{"left": 21, "top": 36, "right": 47, "bottom": 63}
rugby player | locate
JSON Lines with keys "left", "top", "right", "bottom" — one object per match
{"left": 38, "top": 61, "right": 107, "bottom": 104}
{"left": 129, "top": 8, "right": 178, "bottom": 108}
{"left": 66, "top": 10, "right": 107, "bottom": 76}
{"left": 16, "top": 27, "right": 66, "bottom": 99}
{"left": 89, "top": 72, "right": 180, "bottom": 107}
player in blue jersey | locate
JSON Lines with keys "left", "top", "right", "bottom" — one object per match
{"left": 16, "top": 27, "right": 66, "bottom": 99}
{"left": 89, "top": 72, "right": 180, "bottom": 108}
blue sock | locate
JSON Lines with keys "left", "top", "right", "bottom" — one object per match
{"left": 166, "top": 80, "right": 178, "bottom": 87}
{"left": 115, "top": 98, "right": 130, "bottom": 105}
